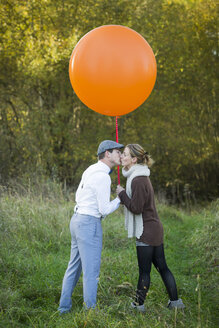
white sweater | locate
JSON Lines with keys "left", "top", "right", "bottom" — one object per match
{"left": 75, "top": 161, "right": 120, "bottom": 218}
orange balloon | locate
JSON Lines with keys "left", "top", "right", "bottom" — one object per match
{"left": 69, "top": 25, "right": 157, "bottom": 116}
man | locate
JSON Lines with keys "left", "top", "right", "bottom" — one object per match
{"left": 58, "top": 140, "right": 123, "bottom": 313}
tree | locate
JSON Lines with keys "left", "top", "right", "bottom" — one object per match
{"left": 0, "top": 0, "right": 218, "bottom": 200}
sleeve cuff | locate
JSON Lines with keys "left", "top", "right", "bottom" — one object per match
{"left": 118, "top": 190, "right": 126, "bottom": 203}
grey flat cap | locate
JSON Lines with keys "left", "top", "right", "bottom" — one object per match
{"left": 97, "top": 140, "right": 124, "bottom": 155}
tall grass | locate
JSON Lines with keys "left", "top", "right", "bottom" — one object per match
{"left": 0, "top": 181, "right": 218, "bottom": 327}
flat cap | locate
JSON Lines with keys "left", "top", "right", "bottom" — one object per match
{"left": 97, "top": 140, "right": 124, "bottom": 155}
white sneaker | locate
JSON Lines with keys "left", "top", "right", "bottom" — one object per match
{"left": 131, "top": 302, "right": 146, "bottom": 313}
{"left": 167, "top": 298, "right": 185, "bottom": 309}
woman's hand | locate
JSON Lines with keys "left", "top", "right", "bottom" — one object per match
{"left": 116, "top": 185, "right": 125, "bottom": 195}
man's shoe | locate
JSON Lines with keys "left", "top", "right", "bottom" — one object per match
{"left": 59, "top": 310, "right": 71, "bottom": 316}
{"left": 131, "top": 301, "right": 146, "bottom": 313}
{"left": 167, "top": 298, "right": 185, "bottom": 309}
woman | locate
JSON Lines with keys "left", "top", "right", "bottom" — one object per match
{"left": 116, "top": 144, "right": 185, "bottom": 313}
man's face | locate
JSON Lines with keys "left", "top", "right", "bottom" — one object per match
{"left": 108, "top": 149, "right": 122, "bottom": 166}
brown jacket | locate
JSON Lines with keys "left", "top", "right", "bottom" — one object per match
{"left": 119, "top": 176, "right": 163, "bottom": 246}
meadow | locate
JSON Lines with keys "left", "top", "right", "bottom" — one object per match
{"left": 0, "top": 182, "right": 218, "bottom": 327}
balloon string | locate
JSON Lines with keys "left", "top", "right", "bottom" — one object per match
{"left": 116, "top": 116, "right": 120, "bottom": 185}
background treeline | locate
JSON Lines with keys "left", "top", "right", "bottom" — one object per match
{"left": 0, "top": 0, "right": 218, "bottom": 202}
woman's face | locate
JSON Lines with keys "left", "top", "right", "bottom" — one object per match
{"left": 121, "top": 147, "right": 136, "bottom": 170}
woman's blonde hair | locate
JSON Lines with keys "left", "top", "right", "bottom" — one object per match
{"left": 126, "top": 144, "right": 154, "bottom": 168}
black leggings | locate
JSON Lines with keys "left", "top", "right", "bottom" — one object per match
{"left": 136, "top": 244, "right": 178, "bottom": 305}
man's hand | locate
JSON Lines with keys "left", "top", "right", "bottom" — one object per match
{"left": 116, "top": 185, "right": 125, "bottom": 195}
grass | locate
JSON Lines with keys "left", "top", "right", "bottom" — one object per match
{"left": 0, "top": 182, "right": 218, "bottom": 327}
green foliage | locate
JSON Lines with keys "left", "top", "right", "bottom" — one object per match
{"left": 0, "top": 185, "right": 218, "bottom": 327}
{"left": 189, "top": 200, "right": 219, "bottom": 307}
{"left": 0, "top": 0, "right": 218, "bottom": 199}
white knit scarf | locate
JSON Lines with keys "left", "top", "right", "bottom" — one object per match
{"left": 122, "top": 164, "right": 150, "bottom": 238}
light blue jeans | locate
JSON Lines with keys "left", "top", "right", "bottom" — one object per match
{"left": 58, "top": 213, "right": 102, "bottom": 313}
